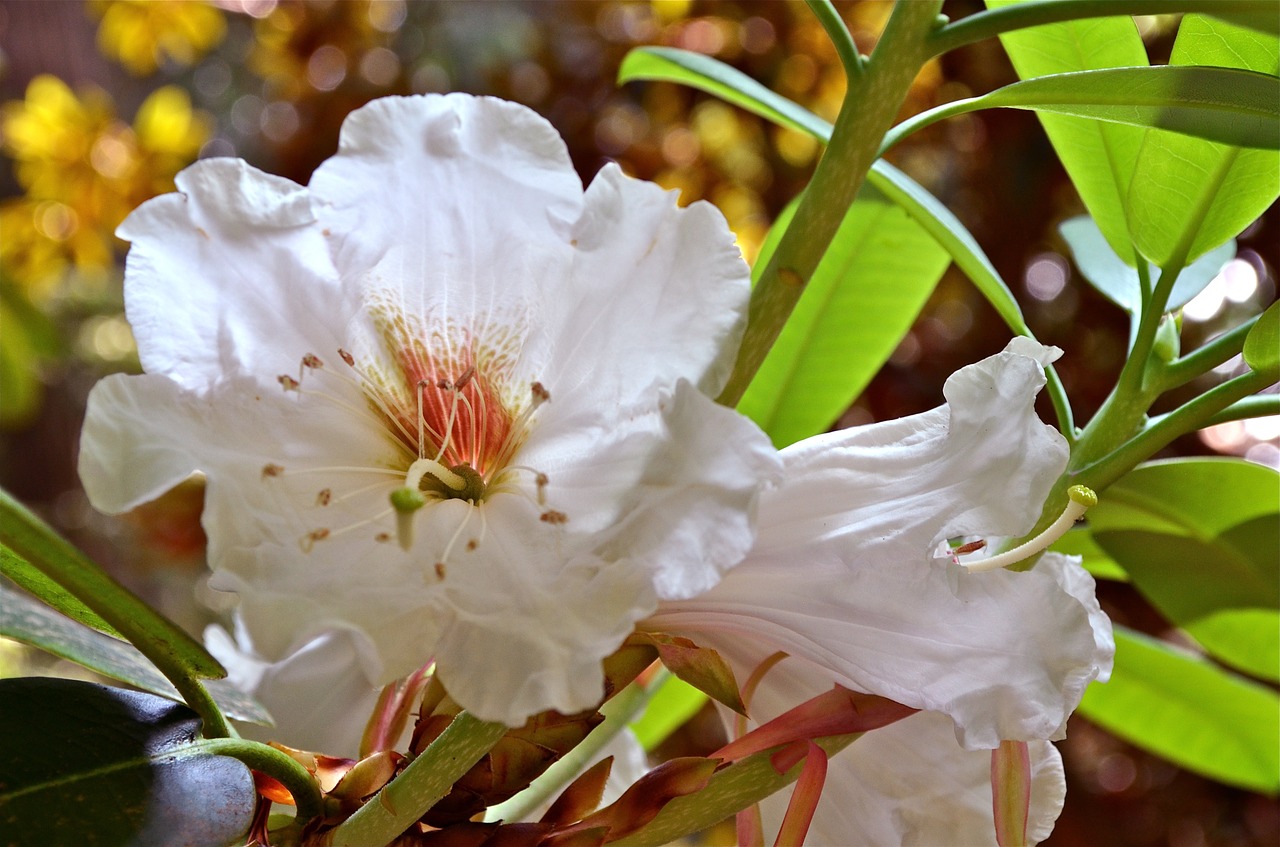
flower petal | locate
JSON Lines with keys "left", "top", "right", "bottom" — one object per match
{"left": 647, "top": 343, "right": 1110, "bottom": 747}
{"left": 118, "top": 158, "right": 348, "bottom": 391}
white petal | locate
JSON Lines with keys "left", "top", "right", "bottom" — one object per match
{"left": 118, "top": 159, "right": 349, "bottom": 391}
{"left": 205, "top": 622, "right": 383, "bottom": 758}
{"left": 648, "top": 343, "right": 1109, "bottom": 747}
{"left": 527, "top": 380, "right": 781, "bottom": 600}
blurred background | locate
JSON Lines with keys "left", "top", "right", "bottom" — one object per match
{"left": 0, "top": 2, "right": 1276, "bottom": 844}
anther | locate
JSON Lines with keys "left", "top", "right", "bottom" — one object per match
{"left": 300, "top": 528, "right": 330, "bottom": 552}
{"left": 316, "top": 488, "right": 332, "bottom": 506}
{"left": 262, "top": 463, "right": 285, "bottom": 478}
{"left": 303, "top": 353, "right": 324, "bottom": 370}
{"left": 535, "top": 472, "right": 549, "bottom": 505}
{"left": 540, "top": 510, "right": 568, "bottom": 525}
{"left": 278, "top": 375, "right": 300, "bottom": 391}
{"left": 434, "top": 562, "right": 446, "bottom": 580}
{"left": 959, "top": 486, "right": 1097, "bottom": 573}
{"left": 338, "top": 348, "right": 355, "bottom": 367}
{"left": 454, "top": 366, "right": 476, "bottom": 391}
{"left": 531, "top": 381, "right": 550, "bottom": 404}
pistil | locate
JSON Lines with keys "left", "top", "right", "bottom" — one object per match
{"left": 958, "top": 485, "right": 1097, "bottom": 573}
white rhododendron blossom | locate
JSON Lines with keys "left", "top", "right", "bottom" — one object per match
{"left": 80, "top": 94, "right": 780, "bottom": 726}
{"left": 646, "top": 339, "right": 1115, "bottom": 844}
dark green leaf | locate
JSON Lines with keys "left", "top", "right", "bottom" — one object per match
{"left": 1088, "top": 458, "right": 1280, "bottom": 681}
{"left": 1206, "top": 8, "right": 1280, "bottom": 37}
{"left": 1078, "top": 626, "right": 1279, "bottom": 792}
{"left": 0, "top": 488, "right": 224, "bottom": 680}
{"left": 0, "top": 279, "right": 60, "bottom": 428}
{"left": 0, "top": 583, "right": 271, "bottom": 724}
{"left": 988, "top": 1, "right": 1147, "bottom": 264}
{"left": 1128, "top": 15, "right": 1280, "bottom": 267}
{"left": 1060, "top": 214, "right": 1235, "bottom": 313}
{"left": 617, "top": 46, "right": 832, "bottom": 139}
{"left": 1243, "top": 300, "right": 1279, "bottom": 372}
{"left": 0, "top": 677, "right": 256, "bottom": 847}
{"left": 1051, "top": 526, "right": 1128, "bottom": 582}
{"left": 739, "top": 183, "right": 949, "bottom": 447}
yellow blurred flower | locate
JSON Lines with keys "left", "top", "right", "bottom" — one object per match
{"left": 89, "top": 0, "right": 226, "bottom": 76}
{"left": 250, "top": 0, "right": 402, "bottom": 98}
{"left": 1, "top": 75, "right": 211, "bottom": 294}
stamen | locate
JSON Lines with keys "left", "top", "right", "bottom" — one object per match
{"left": 262, "top": 463, "right": 285, "bottom": 479}
{"left": 316, "top": 488, "right": 332, "bottom": 506}
{"left": 300, "top": 528, "right": 330, "bottom": 552}
{"left": 959, "top": 486, "right": 1097, "bottom": 573}
{"left": 540, "top": 510, "right": 568, "bottom": 525}
{"left": 278, "top": 374, "right": 300, "bottom": 391}
{"left": 416, "top": 379, "right": 428, "bottom": 459}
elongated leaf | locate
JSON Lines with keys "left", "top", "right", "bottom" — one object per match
{"left": 1087, "top": 458, "right": 1280, "bottom": 681}
{"left": 0, "top": 582, "right": 271, "bottom": 724}
{"left": 988, "top": 1, "right": 1148, "bottom": 265}
{"left": 1207, "top": 9, "right": 1280, "bottom": 36}
{"left": 1128, "top": 14, "right": 1280, "bottom": 267}
{"left": 1050, "top": 526, "right": 1128, "bottom": 582}
{"left": 739, "top": 183, "right": 950, "bottom": 447}
{"left": 630, "top": 674, "right": 708, "bottom": 752}
{"left": 1060, "top": 214, "right": 1235, "bottom": 314}
{"left": 0, "top": 677, "right": 256, "bottom": 847}
{"left": 1, "top": 543, "right": 122, "bottom": 638}
{"left": 617, "top": 46, "right": 831, "bottom": 138}
{"left": 1078, "top": 626, "right": 1280, "bottom": 792}
{"left": 1243, "top": 300, "right": 1280, "bottom": 372}
{"left": 890, "top": 66, "right": 1280, "bottom": 151}
{"left": 0, "top": 488, "right": 224, "bottom": 680}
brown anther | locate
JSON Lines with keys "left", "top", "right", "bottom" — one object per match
{"left": 535, "top": 472, "right": 549, "bottom": 505}
{"left": 954, "top": 540, "right": 987, "bottom": 555}
{"left": 302, "top": 353, "right": 324, "bottom": 370}
{"left": 436, "top": 378, "right": 452, "bottom": 390}
{"left": 374, "top": 532, "right": 391, "bottom": 543}
{"left": 453, "top": 366, "right": 476, "bottom": 391}
{"left": 301, "top": 528, "right": 330, "bottom": 552}
{"left": 466, "top": 539, "right": 478, "bottom": 551}
{"left": 262, "top": 463, "right": 285, "bottom": 478}
{"left": 531, "top": 381, "right": 550, "bottom": 403}
{"left": 540, "top": 510, "right": 568, "bottom": 525}
{"left": 316, "top": 488, "right": 332, "bottom": 506}
{"left": 278, "top": 375, "right": 300, "bottom": 391}
{"left": 338, "top": 348, "right": 355, "bottom": 367}
{"left": 434, "top": 562, "right": 446, "bottom": 580}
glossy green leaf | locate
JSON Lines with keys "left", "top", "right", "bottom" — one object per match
{"left": 629, "top": 673, "right": 709, "bottom": 752}
{"left": 0, "top": 583, "right": 271, "bottom": 725}
{"left": 1088, "top": 458, "right": 1280, "bottom": 680}
{"left": 617, "top": 46, "right": 832, "bottom": 139}
{"left": 739, "top": 183, "right": 950, "bottom": 447}
{"left": 1051, "top": 526, "right": 1128, "bottom": 582}
{"left": 0, "top": 488, "right": 224, "bottom": 680}
{"left": 1128, "top": 15, "right": 1280, "bottom": 268}
{"left": 0, "top": 279, "right": 59, "bottom": 428}
{"left": 988, "top": 1, "right": 1148, "bottom": 265}
{"left": 888, "top": 66, "right": 1280, "bottom": 152}
{"left": 1184, "top": 607, "right": 1280, "bottom": 683}
{"left": 1, "top": 543, "right": 122, "bottom": 638}
{"left": 1207, "top": 8, "right": 1280, "bottom": 36}
{"left": 0, "top": 677, "right": 256, "bottom": 847}
{"left": 1060, "top": 214, "right": 1235, "bottom": 314}
{"left": 1243, "top": 300, "right": 1279, "bottom": 372}
{"left": 1078, "top": 626, "right": 1279, "bottom": 792}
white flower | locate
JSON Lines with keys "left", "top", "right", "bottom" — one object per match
{"left": 645, "top": 340, "right": 1114, "bottom": 844}
{"left": 80, "top": 94, "right": 780, "bottom": 727}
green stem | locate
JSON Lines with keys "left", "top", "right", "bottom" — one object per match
{"left": 718, "top": 0, "right": 944, "bottom": 406}
{"left": 1156, "top": 313, "right": 1260, "bottom": 392}
{"left": 1074, "top": 368, "right": 1276, "bottom": 491}
{"left": 1205, "top": 394, "right": 1280, "bottom": 426}
{"left": 806, "top": 0, "right": 864, "bottom": 78}
{"left": 485, "top": 674, "right": 660, "bottom": 824}
{"left": 608, "top": 734, "right": 862, "bottom": 847}
{"left": 329, "top": 712, "right": 507, "bottom": 847}
{"left": 200, "top": 737, "right": 324, "bottom": 823}
{"left": 927, "top": 0, "right": 1278, "bottom": 56}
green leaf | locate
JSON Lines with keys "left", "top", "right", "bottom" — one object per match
{"left": 1078, "top": 626, "right": 1279, "bottom": 792}
{"left": 617, "top": 46, "right": 832, "bottom": 139}
{"left": 0, "top": 280, "right": 59, "bottom": 428}
{"left": 0, "top": 582, "right": 272, "bottom": 724}
{"left": 1050, "top": 526, "right": 1128, "bottom": 582}
{"left": 1, "top": 543, "right": 122, "bottom": 638}
{"left": 739, "top": 182, "right": 950, "bottom": 447}
{"left": 0, "top": 677, "right": 256, "bottom": 847}
{"left": 1207, "top": 9, "right": 1280, "bottom": 36}
{"left": 1127, "top": 14, "right": 1280, "bottom": 268}
{"left": 988, "top": 1, "right": 1148, "bottom": 265}
{"left": 629, "top": 674, "right": 709, "bottom": 752}
{"left": 0, "top": 488, "right": 224, "bottom": 680}
{"left": 1060, "top": 214, "right": 1235, "bottom": 313}
{"left": 1088, "top": 458, "right": 1280, "bottom": 680}
{"left": 1184, "top": 607, "right": 1280, "bottom": 683}
{"left": 888, "top": 67, "right": 1280, "bottom": 152}
{"left": 1243, "top": 300, "right": 1280, "bottom": 372}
